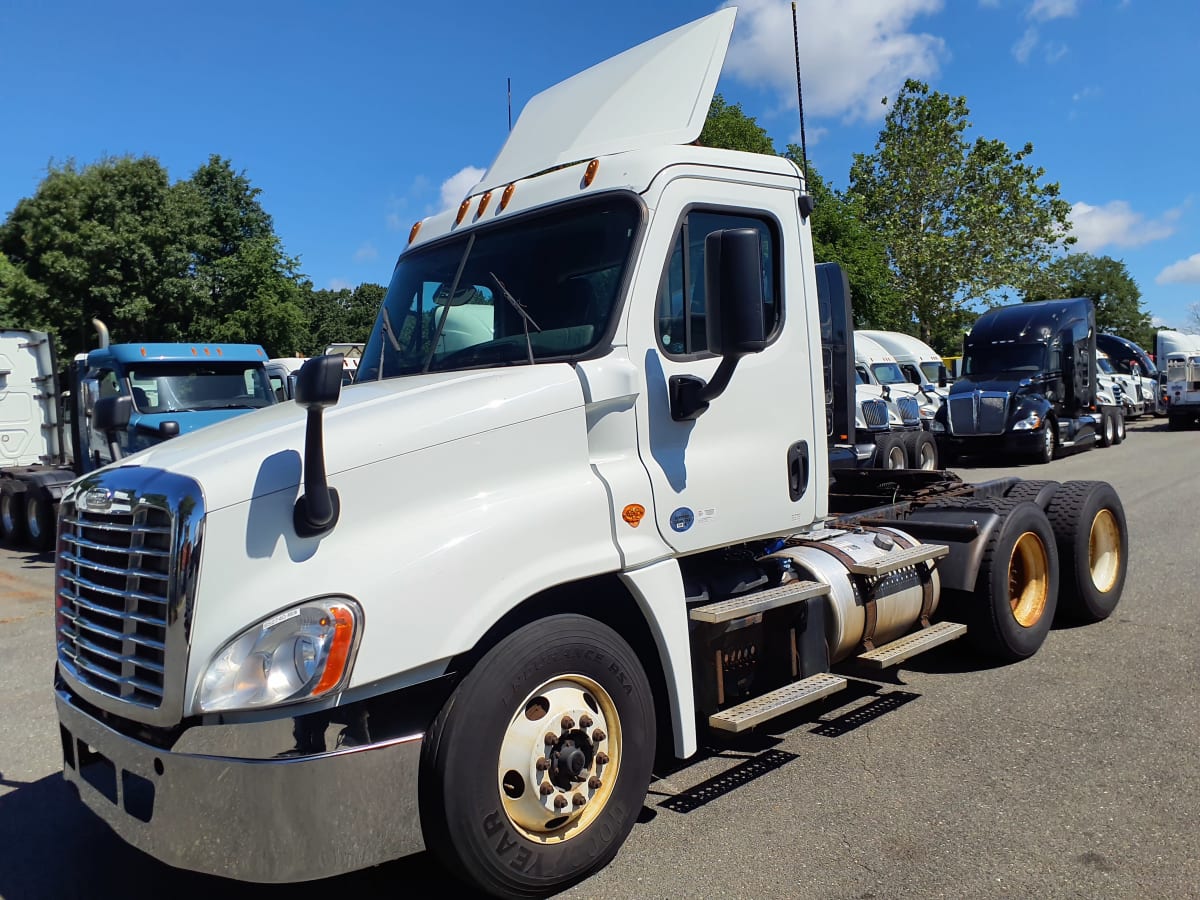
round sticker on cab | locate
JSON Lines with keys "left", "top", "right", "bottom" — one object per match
{"left": 669, "top": 507, "right": 694, "bottom": 532}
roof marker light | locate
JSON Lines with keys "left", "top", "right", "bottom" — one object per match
{"left": 583, "top": 159, "right": 600, "bottom": 187}
{"left": 455, "top": 199, "right": 471, "bottom": 225}
{"left": 408, "top": 220, "right": 422, "bottom": 245}
{"left": 500, "top": 183, "right": 516, "bottom": 211}
{"left": 476, "top": 191, "right": 492, "bottom": 218}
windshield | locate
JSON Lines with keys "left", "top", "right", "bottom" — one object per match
{"left": 126, "top": 362, "right": 274, "bottom": 413}
{"left": 871, "top": 362, "right": 907, "bottom": 385}
{"left": 1097, "top": 357, "right": 1115, "bottom": 374}
{"left": 359, "top": 196, "right": 640, "bottom": 381}
{"left": 855, "top": 365, "right": 870, "bottom": 385}
{"left": 963, "top": 342, "right": 1047, "bottom": 376}
{"left": 919, "top": 361, "right": 942, "bottom": 383}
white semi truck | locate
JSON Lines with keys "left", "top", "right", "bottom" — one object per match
{"left": 52, "top": 11, "right": 1130, "bottom": 897}
{"left": 1157, "top": 330, "right": 1200, "bottom": 429}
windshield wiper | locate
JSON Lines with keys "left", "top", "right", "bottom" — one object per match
{"left": 422, "top": 234, "right": 475, "bottom": 374}
{"left": 491, "top": 272, "right": 541, "bottom": 365}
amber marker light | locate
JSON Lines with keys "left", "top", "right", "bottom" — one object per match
{"left": 622, "top": 504, "right": 646, "bottom": 528}
{"left": 140, "top": 346, "right": 147, "bottom": 356}
{"left": 499, "top": 183, "right": 516, "bottom": 211}
{"left": 583, "top": 158, "right": 600, "bottom": 187}
{"left": 476, "top": 191, "right": 492, "bottom": 218}
{"left": 455, "top": 199, "right": 471, "bottom": 225}
{"left": 408, "top": 220, "right": 423, "bottom": 245}
{"left": 312, "top": 603, "right": 357, "bottom": 696}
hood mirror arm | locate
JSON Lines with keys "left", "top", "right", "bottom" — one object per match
{"left": 292, "top": 355, "right": 344, "bottom": 538}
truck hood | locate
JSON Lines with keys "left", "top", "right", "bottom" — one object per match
{"left": 949, "top": 374, "right": 1041, "bottom": 396}
{"left": 112, "top": 365, "right": 585, "bottom": 513}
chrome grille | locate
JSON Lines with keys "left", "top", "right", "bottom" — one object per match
{"left": 861, "top": 399, "right": 889, "bottom": 430}
{"left": 55, "top": 469, "right": 204, "bottom": 726}
{"left": 896, "top": 396, "right": 921, "bottom": 425}
{"left": 948, "top": 391, "right": 1009, "bottom": 435}
{"left": 57, "top": 503, "right": 172, "bottom": 707}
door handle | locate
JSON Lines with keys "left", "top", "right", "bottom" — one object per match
{"left": 787, "top": 440, "right": 809, "bottom": 502}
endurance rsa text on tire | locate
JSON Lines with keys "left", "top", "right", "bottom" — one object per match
{"left": 420, "top": 614, "right": 656, "bottom": 898}
{"left": 0, "top": 481, "right": 29, "bottom": 546}
{"left": 1045, "top": 480, "right": 1128, "bottom": 623}
{"left": 965, "top": 500, "right": 1059, "bottom": 662}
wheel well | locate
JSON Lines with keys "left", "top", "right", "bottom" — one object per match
{"left": 446, "top": 574, "right": 675, "bottom": 761}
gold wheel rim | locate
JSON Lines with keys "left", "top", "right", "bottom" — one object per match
{"left": 1009, "top": 531, "right": 1049, "bottom": 627}
{"left": 497, "top": 674, "right": 621, "bottom": 845}
{"left": 1089, "top": 509, "right": 1121, "bottom": 593}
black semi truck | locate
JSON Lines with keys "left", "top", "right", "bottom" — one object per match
{"left": 934, "top": 298, "right": 1122, "bottom": 463}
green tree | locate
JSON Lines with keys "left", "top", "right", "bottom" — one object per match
{"left": 1025, "top": 253, "right": 1153, "bottom": 347}
{"left": 306, "top": 282, "right": 385, "bottom": 355}
{"left": 849, "top": 79, "right": 1073, "bottom": 352}
{"left": 784, "top": 148, "right": 902, "bottom": 331}
{"left": 699, "top": 94, "right": 776, "bottom": 154}
{"left": 0, "top": 155, "right": 309, "bottom": 356}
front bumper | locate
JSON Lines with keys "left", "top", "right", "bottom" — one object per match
{"left": 56, "top": 687, "right": 425, "bottom": 883}
{"left": 938, "top": 426, "right": 1046, "bottom": 456}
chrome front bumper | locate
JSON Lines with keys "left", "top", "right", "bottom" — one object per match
{"left": 56, "top": 689, "right": 425, "bottom": 883}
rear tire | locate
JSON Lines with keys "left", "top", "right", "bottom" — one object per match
{"left": 0, "top": 482, "right": 29, "bottom": 546}
{"left": 1045, "top": 481, "right": 1127, "bottom": 623}
{"left": 875, "top": 434, "right": 908, "bottom": 470}
{"left": 24, "top": 487, "right": 56, "bottom": 552}
{"left": 1113, "top": 412, "right": 1125, "bottom": 444}
{"left": 420, "top": 614, "right": 655, "bottom": 898}
{"left": 964, "top": 501, "right": 1059, "bottom": 662}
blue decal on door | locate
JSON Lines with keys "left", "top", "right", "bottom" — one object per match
{"left": 669, "top": 507, "right": 694, "bottom": 532}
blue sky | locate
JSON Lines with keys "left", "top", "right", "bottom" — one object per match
{"left": 2, "top": 0, "right": 1197, "bottom": 330}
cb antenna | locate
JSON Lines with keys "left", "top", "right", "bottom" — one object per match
{"left": 507, "top": 77, "right": 513, "bottom": 132}
{"left": 790, "top": 2, "right": 810, "bottom": 190}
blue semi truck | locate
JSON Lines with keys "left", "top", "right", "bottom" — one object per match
{"left": 0, "top": 324, "right": 274, "bottom": 549}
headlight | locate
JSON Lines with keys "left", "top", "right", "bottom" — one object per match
{"left": 197, "top": 598, "right": 362, "bottom": 713}
{"left": 929, "top": 420, "right": 945, "bottom": 433}
{"left": 1012, "top": 412, "right": 1041, "bottom": 430}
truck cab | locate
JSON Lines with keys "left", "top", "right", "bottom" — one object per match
{"left": 1156, "top": 330, "right": 1200, "bottom": 428}
{"left": 1096, "top": 333, "right": 1157, "bottom": 417}
{"left": 935, "top": 298, "right": 1118, "bottom": 463}
{"left": 79, "top": 342, "right": 275, "bottom": 465}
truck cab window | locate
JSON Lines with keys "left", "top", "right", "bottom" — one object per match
{"left": 656, "top": 210, "right": 779, "bottom": 357}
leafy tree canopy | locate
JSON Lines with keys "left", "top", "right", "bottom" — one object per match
{"left": 699, "top": 94, "right": 777, "bottom": 155}
{"left": 849, "top": 79, "right": 1073, "bottom": 352}
{"left": 1025, "top": 252, "right": 1153, "bottom": 349}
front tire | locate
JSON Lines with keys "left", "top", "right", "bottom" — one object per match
{"left": 1035, "top": 421, "right": 1056, "bottom": 464}
{"left": 910, "top": 432, "right": 939, "bottom": 470}
{"left": 421, "top": 614, "right": 655, "bottom": 898}
{"left": 1046, "top": 481, "right": 1128, "bottom": 623}
{"left": 1113, "top": 412, "right": 1125, "bottom": 444}
{"left": 875, "top": 434, "right": 908, "bottom": 470}
{"left": 1098, "top": 413, "right": 1114, "bottom": 447}
{"left": 965, "top": 501, "right": 1060, "bottom": 662}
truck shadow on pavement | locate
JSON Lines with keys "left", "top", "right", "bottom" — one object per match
{"left": 0, "top": 771, "right": 487, "bottom": 900}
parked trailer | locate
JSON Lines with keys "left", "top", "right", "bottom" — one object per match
{"left": 52, "top": 11, "right": 1130, "bottom": 898}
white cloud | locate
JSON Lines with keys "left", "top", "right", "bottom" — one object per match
{"left": 1028, "top": 0, "right": 1078, "bottom": 21}
{"left": 1012, "top": 26, "right": 1038, "bottom": 62}
{"left": 353, "top": 242, "right": 378, "bottom": 263}
{"left": 439, "top": 166, "right": 486, "bottom": 211}
{"left": 1043, "top": 40, "right": 1069, "bottom": 62}
{"left": 1072, "top": 85, "right": 1100, "bottom": 102}
{"left": 722, "top": 0, "right": 946, "bottom": 124}
{"left": 1156, "top": 253, "right": 1200, "bottom": 285}
{"left": 328, "top": 278, "right": 352, "bottom": 291}
{"left": 1068, "top": 200, "right": 1179, "bottom": 252}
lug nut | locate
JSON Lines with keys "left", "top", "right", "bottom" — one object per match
{"left": 596, "top": 751, "right": 609, "bottom": 766}
{"left": 572, "top": 792, "right": 586, "bottom": 808}
{"left": 540, "top": 782, "right": 554, "bottom": 796}
{"left": 553, "top": 793, "right": 568, "bottom": 810}
{"left": 536, "top": 757, "right": 550, "bottom": 771}
{"left": 561, "top": 715, "right": 575, "bottom": 731}
{"left": 544, "top": 732, "right": 558, "bottom": 745}
{"left": 592, "top": 728, "right": 606, "bottom": 743}
{"left": 580, "top": 714, "right": 593, "bottom": 728}
{"left": 588, "top": 776, "right": 602, "bottom": 790}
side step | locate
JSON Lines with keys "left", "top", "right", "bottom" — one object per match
{"left": 856, "top": 621, "right": 967, "bottom": 669}
{"left": 846, "top": 543, "right": 948, "bottom": 577}
{"left": 688, "top": 580, "right": 830, "bottom": 624}
{"left": 709, "top": 673, "right": 847, "bottom": 733}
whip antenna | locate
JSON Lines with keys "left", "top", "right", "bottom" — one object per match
{"left": 790, "top": 2, "right": 810, "bottom": 187}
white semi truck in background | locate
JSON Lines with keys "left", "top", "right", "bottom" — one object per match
{"left": 52, "top": 11, "right": 1130, "bottom": 897}
{"left": 1157, "top": 330, "right": 1200, "bottom": 429}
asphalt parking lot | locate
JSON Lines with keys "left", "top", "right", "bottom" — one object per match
{"left": 1, "top": 417, "right": 1196, "bottom": 899}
